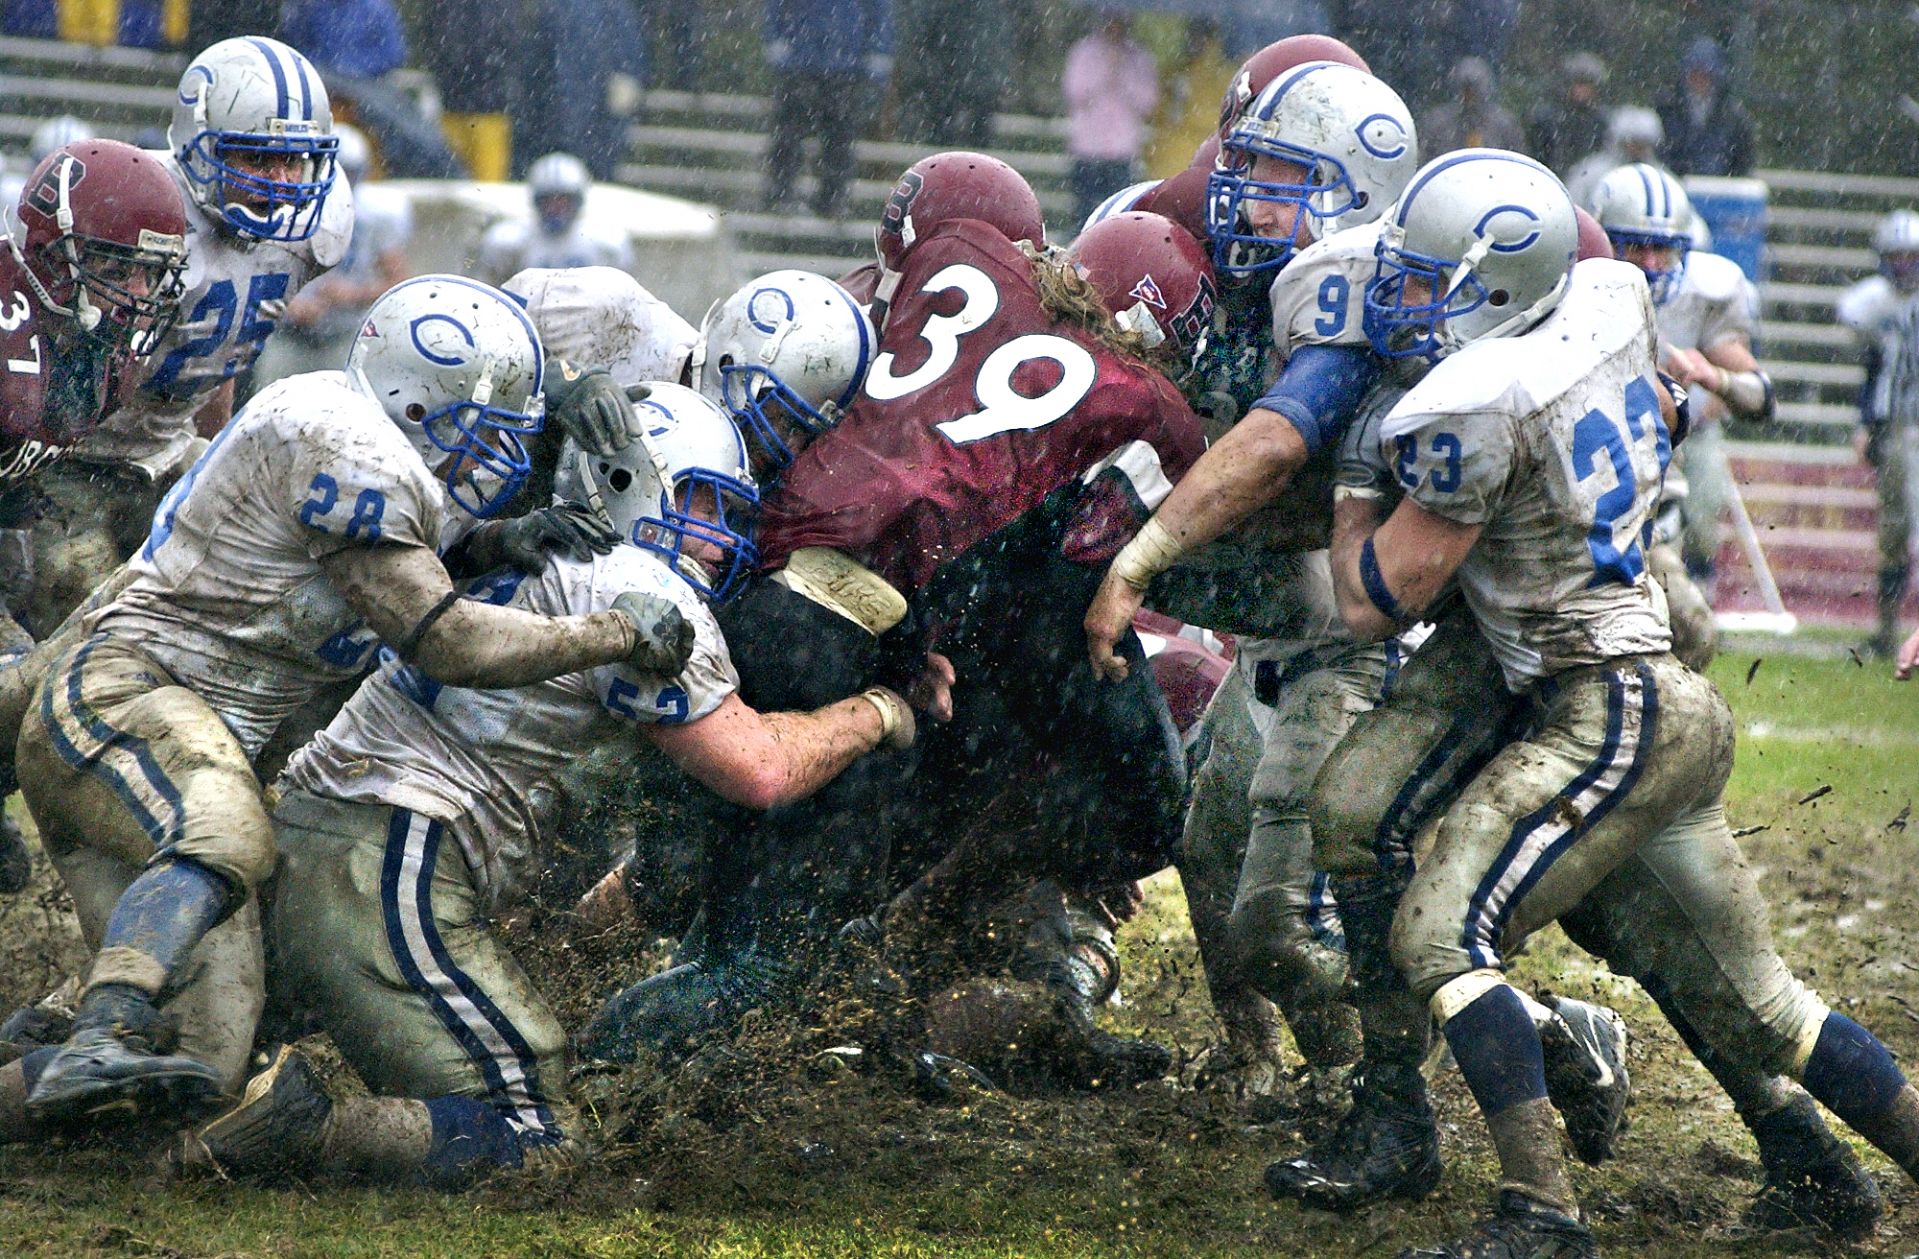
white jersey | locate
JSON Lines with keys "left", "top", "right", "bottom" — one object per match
{"left": 505, "top": 266, "right": 696, "bottom": 388}
{"left": 95, "top": 371, "right": 455, "bottom": 757}
{"left": 478, "top": 218, "right": 632, "bottom": 288}
{"left": 1269, "top": 222, "right": 1380, "bottom": 355}
{"left": 78, "top": 152, "right": 354, "bottom": 477}
{"left": 1379, "top": 259, "right": 1673, "bottom": 687}
{"left": 1838, "top": 274, "right": 1919, "bottom": 427}
{"left": 282, "top": 545, "right": 737, "bottom": 910}
{"left": 1657, "top": 250, "right": 1755, "bottom": 356}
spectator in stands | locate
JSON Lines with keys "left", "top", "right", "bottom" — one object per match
{"left": 645, "top": 0, "right": 708, "bottom": 91}
{"left": 1419, "top": 55, "right": 1525, "bottom": 156}
{"left": 419, "top": 1, "right": 528, "bottom": 182}
{"left": 897, "top": 0, "right": 1009, "bottom": 151}
{"left": 762, "top": 0, "right": 893, "bottom": 221}
{"left": 516, "top": 0, "right": 647, "bottom": 179}
{"left": 1658, "top": 36, "right": 1755, "bottom": 177}
{"left": 253, "top": 125, "right": 412, "bottom": 387}
{"left": 281, "top": 0, "right": 405, "bottom": 80}
{"left": 1144, "top": 18, "right": 1235, "bottom": 179}
{"left": 1529, "top": 52, "right": 1610, "bottom": 177}
{"left": 1564, "top": 105, "right": 1667, "bottom": 210}
{"left": 1063, "top": 11, "right": 1159, "bottom": 228}
{"left": 186, "top": 0, "right": 274, "bottom": 47}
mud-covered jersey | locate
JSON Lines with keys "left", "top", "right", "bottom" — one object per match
{"left": 79, "top": 153, "right": 353, "bottom": 476}
{"left": 1379, "top": 259, "right": 1673, "bottom": 687}
{"left": 757, "top": 220, "right": 1205, "bottom": 594}
{"left": 0, "top": 252, "right": 135, "bottom": 492}
{"left": 95, "top": 370, "right": 452, "bottom": 756}
{"left": 478, "top": 218, "right": 632, "bottom": 288}
{"left": 282, "top": 545, "right": 736, "bottom": 911}
{"left": 504, "top": 265, "right": 696, "bottom": 389}
{"left": 1656, "top": 250, "right": 1755, "bottom": 356}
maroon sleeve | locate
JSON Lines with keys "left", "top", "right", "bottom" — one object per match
{"left": 1057, "top": 375, "right": 1206, "bottom": 565}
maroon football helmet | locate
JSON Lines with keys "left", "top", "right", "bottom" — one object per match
{"left": 11, "top": 139, "right": 188, "bottom": 353}
{"left": 1216, "top": 35, "right": 1371, "bottom": 146}
{"left": 1574, "top": 206, "right": 1616, "bottom": 261}
{"left": 1069, "top": 211, "right": 1218, "bottom": 359}
{"left": 875, "top": 151, "right": 1045, "bottom": 273}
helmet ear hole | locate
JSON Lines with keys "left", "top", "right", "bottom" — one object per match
{"left": 609, "top": 468, "right": 633, "bottom": 492}
{"left": 1488, "top": 289, "right": 1511, "bottom": 307}
{"left": 1354, "top": 192, "right": 1370, "bottom": 210}
{"left": 404, "top": 402, "right": 427, "bottom": 421}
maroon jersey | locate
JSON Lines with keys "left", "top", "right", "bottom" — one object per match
{"left": 0, "top": 252, "right": 124, "bottom": 490}
{"left": 759, "top": 221, "right": 1205, "bottom": 594}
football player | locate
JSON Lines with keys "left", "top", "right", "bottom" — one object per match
{"left": 1589, "top": 162, "right": 1770, "bottom": 663}
{"left": 18, "top": 38, "right": 352, "bottom": 641}
{"left": 176, "top": 385, "right": 923, "bottom": 1187}
{"left": 1083, "top": 58, "right": 1419, "bottom": 1096}
{"left": 581, "top": 177, "right": 1213, "bottom": 1064}
{"left": 477, "top": 152, "right": 632, "bottom": 286}
{"left": 0, "top": 140, "right": 190, "bottom": 892}
{"left": 1840, "top": 207, "right": 1919, "bottom": 657}
{"left": 1314, "top": 150, "right": 1919, "bottom": 1257}
{"left": 3, "top": 275, "right": 695, "bottom": 1133}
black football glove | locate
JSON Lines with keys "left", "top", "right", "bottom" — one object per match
{"left": 544, "top": 359, "right": 648, "bottom": 456}
{"left": 496, "top": 503, "right": 622, "bottom": 574}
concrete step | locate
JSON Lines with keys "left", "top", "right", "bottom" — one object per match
{"left": 738, "top": 249, "right": 865, "bottom": 278}
{"left": 625, "top": 123, "right": 1073, "bottom": 184}
{"left": 636, "top": 88, "right": 1068, "bottom": 148}
{"left": 613, "top": 161, "right": 1076, "bottom": 219}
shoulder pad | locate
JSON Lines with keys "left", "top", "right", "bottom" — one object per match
{"left": 1836, "top": 275, "right": 1897, "bottom": 332}
{"left": 1681, "top": 251, "right": 1747, "bottom": 304}
{"left": 306, "top": 171, "right": 356, "bottom": 270}
{"left": 1268, "top": 224, "right": 1380, "bottom": 355}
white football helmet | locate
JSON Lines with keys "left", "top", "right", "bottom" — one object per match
{"left": 29, "top": 116, "right": 92, "bottom": 164}
{"left": 346, "top": 274, "right": 546, "bottom": 519}
{"left": 527, "top": 151, "right": 590, "bottom": 236}
{"left": 1365, "top": 149, "right": 1578, "bottom": 363}
{"left": 557, "top": 381, "right": 760, "bottom": 602}
{"left": 1207, "top": 61, "right": 1418, "bottom": 276}
{"left": 692, "top": 270, "right": 875, "bottom": 469}
{"left": 1876, "top": 209, "right": 1919, "bottom": 291}
{"left": 169, "top": 36, "right": 337, "bottom": 242}
{"left": 1587, "top": 163, "right": 1693, "bottom": 303}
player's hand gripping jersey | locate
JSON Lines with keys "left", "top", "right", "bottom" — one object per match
{"left": 82, "top": 152, "right": 352, "bottom": 475}
{"left": 1657, "top": 250, "right": 1756, "bottom": 358}
{"left": 94, "top": 370, "right": 457, "bottom": 754}
{"left": 1378, "top": 259, "right": 1673, "bottom": 686}
{"left": 757, "top": 220, "right": 1207, "bottom": 594}
{"left": 284, "top": 545, "right": 737, "bottom": 911}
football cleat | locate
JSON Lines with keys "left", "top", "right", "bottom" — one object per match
{"left": 26, "top": 986, "right": 224, "bottom": 1125}
{"left": 1397, "top": 1190, "right": 1596, "bottom": 1259}
{"left": 1039, "top": 951, "right": 1171, "bottom": 1089}
{"left": 188, "top": 1045, "right": 335, "bottom": 1177}
{"left": 1265, "top": 1065, "right": 1442, "bottom": 1210}
{"left": 1538, "top": 995, "right": 1630, "bottom": 1165}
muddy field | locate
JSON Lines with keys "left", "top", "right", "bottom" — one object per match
{"left": 0, "top": 647, "right": 1914, "bottom": 1258}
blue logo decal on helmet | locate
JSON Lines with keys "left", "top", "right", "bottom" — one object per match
{"left": 409, "top": 313, "right": 476, "bottom": 367}
{"left": 1476, "top": 203, "right": 1542, "bottom": 253}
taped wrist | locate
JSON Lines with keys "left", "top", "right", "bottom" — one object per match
{"left": 859, "top": 687, "right": 902, "bottom": 743}
{"left": 1718, "top": 367, "right": 1773, "bottom": 419}
{"left": 1110, "top": 517, "right": 1182, "bottom": 591}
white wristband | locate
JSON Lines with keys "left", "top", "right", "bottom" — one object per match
{"left": 1110, "top": 518, "right": 1184, "bottom": 592}
{"left": 859, "top": 688, "right": 900, "bottom": 742}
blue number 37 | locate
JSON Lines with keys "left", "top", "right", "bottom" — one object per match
{"left": 1571, "top": 376, "right": 1668, "bottom": 587}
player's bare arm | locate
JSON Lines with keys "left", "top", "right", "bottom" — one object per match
{"left": 190, "top": 377, "right": 235, "bottom": 439}
{"left": 647, "top": 688, "right": 916, "bottom": 812}
{"left": 1331, "top": 497, "right": 1480, "bottom": 641}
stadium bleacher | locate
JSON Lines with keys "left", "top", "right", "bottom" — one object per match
{"left": 2, "top": 32, "right": 1911, "bottom": 631}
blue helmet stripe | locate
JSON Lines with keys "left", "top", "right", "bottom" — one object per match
{"left": 245, "top": 37, "right": 291, "bottom": 121}
{"left": 289, "top": 46, "right": 315, "bottom": 122}
{"left": 1395, "top": 149, "right": 1553, "bottom": 227}
{"left": 1263, "top": 61, "right": 1335, "bottom": 116}
{"left": 830, "top": 283, "right": 872, "bottom": 410}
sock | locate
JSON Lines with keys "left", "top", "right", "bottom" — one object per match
{"left": 1801, "top": 1012, "right": 1919, "bottom": 1178}
{"left": 1441, "top": 982, "right": 1551, "bottom": 1120}
{"left": 89, "top": 860, "right": 231, "bottom": 994}
{"left": 1485, "top": 1097, "right": 1580, "bottom": 1215}
{"left": 1332, "top": 874, "right": 1429, "bottom": 1084}
{"left": 322, "top": 1095, "right": 434, "bottom": 1182}
{"left": 422, "top": 1095, "right": 524, "bottom": 1188}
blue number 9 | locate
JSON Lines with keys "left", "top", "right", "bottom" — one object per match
{"left": 1314, "top": 274, "right": 1350, "bottom": 338}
